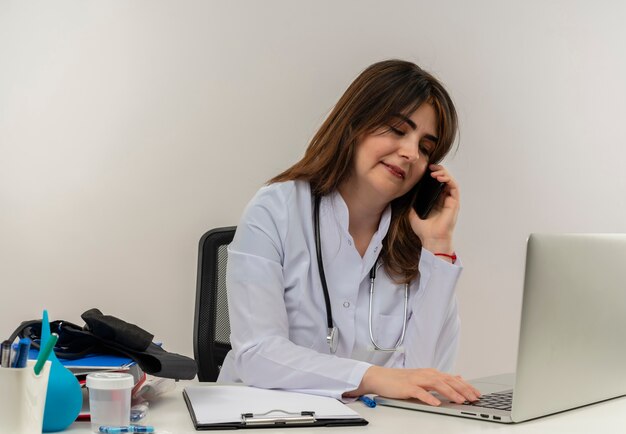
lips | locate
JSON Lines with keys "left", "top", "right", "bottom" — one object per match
{"left": 382, "top": 162, "right": 406, "bottom": 179}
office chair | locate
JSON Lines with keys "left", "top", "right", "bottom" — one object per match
{"left": 193, "top": 226, "right": 236, "bottom": 382}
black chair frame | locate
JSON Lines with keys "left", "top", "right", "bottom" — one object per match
{"left": 193, "top": 226, "right": 236, "bottom": 382}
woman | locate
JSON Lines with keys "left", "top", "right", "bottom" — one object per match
{"left": 218, "top": 59, "right": 480, "bottom": 405}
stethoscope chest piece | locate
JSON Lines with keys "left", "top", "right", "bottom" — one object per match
{"left": 327, "top": 327, "right": 338, "bottom": 354}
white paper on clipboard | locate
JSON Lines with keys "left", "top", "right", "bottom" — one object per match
{"left": 183, "top": 385, "right": 362, "bottom": 425}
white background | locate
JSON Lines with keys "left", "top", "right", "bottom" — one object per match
{"left": 1, "top": 0, "right": 625, "bottom": 380}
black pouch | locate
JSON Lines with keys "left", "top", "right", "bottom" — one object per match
{"left": 9, "top": 308, "right": 197, "bottom": 380}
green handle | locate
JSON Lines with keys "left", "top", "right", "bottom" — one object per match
{"left": 34, "top": 332, "right": 58, "bottom": 375}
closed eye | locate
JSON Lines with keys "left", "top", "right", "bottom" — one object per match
{"left": 420, "top": 142, "right": 435, "bottom": 157}
{"left": 390, "top": 113, "right": 439, "bottom": 143}
{"left": 387, "top": 125, "right": 405, "bottom": 136}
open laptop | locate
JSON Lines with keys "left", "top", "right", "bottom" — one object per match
{"left": 375, "top": 233, "right": 626, "bottom": 423}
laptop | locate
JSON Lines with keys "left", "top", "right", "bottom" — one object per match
{"left": 375, "top": 233, "right": 626, "bottom": 423}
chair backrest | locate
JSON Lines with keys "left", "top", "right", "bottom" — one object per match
{"left": 193, "top": 226, "right": 236, "bottom": 381}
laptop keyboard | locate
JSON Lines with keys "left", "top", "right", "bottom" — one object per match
{"left": 462, "top": 390, "right": 513, "bottom": 411}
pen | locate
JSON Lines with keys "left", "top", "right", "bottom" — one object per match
{"left": 99, "top": 425, "right": 155, "bottom": 433}
{"left": 0, "top": 340, "right": 11, "bottom": 368}
{"left": 34, "top": 332, "right": 58, "bottom": 375}
{"left": 12, "top": 337, "right": 31, "bottom": 368}
{"left": 359, "top": 395, "right": 377, "bottom": 408}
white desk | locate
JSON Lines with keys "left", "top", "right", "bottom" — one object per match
{"left": 63, "top": 381, "right": 626, "bottom": 434}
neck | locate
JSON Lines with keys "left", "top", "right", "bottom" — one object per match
{"left": 337, "top": 181, "right": 387, "bottom": 255}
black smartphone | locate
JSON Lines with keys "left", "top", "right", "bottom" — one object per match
{"left": 412, "top": 170, "right": 445, "bottom": 219}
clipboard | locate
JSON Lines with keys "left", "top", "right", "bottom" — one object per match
{"left": 183, "top": 385, "right": 368, "bottom": 430}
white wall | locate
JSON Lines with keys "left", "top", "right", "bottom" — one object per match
{"left": 1, "top": 0, "right": 625, "bottom": 379}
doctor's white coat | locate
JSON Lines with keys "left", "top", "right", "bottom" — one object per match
{"left": 218, "top": 180, "right": 462, "bottom": 399}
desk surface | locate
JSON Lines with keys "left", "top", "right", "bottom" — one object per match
{"left": 64, "top": 381, "right": 626, "bottom": 434}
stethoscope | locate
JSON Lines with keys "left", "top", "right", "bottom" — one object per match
{"left": 313, "top": 196, "right": 408, "bottom": 354}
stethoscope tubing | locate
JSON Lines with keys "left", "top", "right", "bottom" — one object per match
{"left": 313, "top": 195, "right": 408, "bottom": 353}
{"left": 368, "top": 262, "right": 409, "bottom": 352}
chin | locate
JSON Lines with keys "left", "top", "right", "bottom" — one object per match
{"left": 372, "top": 186, "right": 405, "bottom": 204}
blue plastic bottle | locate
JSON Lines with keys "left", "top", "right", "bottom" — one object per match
{"left": 41, "top": 310, "right": 83, "bottom": 432}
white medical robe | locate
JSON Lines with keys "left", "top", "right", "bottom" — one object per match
{"left": 218, "top": 180, "right": 462, "bottom": 399}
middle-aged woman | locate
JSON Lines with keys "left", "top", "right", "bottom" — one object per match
{"left": 218, "top": 59, "right": 480, "bottom": 406}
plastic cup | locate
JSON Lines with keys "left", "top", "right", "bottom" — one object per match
{"left": 86, "top": 372, "right": 134, "bottom": 433}
{"left": 0, "top": 360, "right": 52, "bottom": 434}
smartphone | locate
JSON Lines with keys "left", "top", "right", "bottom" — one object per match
{"left": 412, "top": 170, "right": 445, "bottom": 219}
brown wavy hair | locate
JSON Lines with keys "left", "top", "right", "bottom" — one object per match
{"left": 270, "top": 59, "right": 458, "bottom": 283}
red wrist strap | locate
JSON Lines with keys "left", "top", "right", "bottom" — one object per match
{"left": 434, "top": 252, "right": 457, "bottom": 263}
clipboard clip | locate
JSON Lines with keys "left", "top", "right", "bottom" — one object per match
{"left": 241, "top": 409, "right": 316, "bottom": 426}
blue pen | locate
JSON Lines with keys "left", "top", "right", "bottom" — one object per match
{"left": 99, "top": 425, "right": 155, "bottom": 433}
{"left": 12, "top": 338, "right": 31, "bottom": 368}
{"left": 359, "top": 395, "right": 377, "bottom": 408}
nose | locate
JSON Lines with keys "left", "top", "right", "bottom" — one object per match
{"left": 399, "top": 139, "right": 419, "bottom": 163}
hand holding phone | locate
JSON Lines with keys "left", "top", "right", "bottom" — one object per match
{"left": 412, "top": 169, "right": 445, "bottom": 220}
